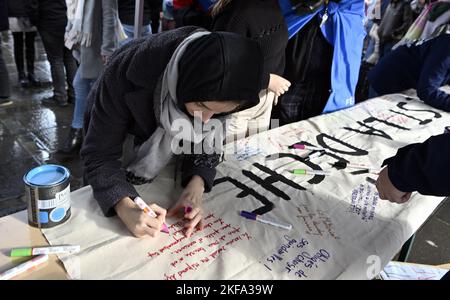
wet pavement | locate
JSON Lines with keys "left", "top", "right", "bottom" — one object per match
{"left": 0, "top": 32, "right": 83, "bottom": 217}
{"left": 0, "top": 32, "right": 449, "bottom": 267}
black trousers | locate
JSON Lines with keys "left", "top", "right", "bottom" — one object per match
{"left": 12, "top": 31, "right": 36, "bottom": 75}
{"left": 38, "top": 28, "right": 77, "bottom": 101}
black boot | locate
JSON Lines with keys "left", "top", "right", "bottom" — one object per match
{"left": 41, "top": 95, "right": 68, "bottom": 107}
{"left": 18, "top": 72, "right": 29, "bottom": 88}
{"left": 59, "top": 127, "right": 83, "bottom": 154}
{"left": 27, "top": 73, "right": 42, "bottom": 87}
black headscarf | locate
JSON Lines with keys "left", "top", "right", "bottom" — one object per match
{"left": 176, "top": 31, "right": 264, "bottom": 112}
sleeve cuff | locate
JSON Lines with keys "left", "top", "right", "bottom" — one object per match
{"left": 95, "top": 182, "right": 140, "bottom": 217}
{"left": 181, "top": 166, "right": 216, "bottom": 193}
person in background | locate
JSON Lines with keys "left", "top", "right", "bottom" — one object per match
{"left": 376, "top": 131, "right": 450, "bottom": 281}
{"left": 162, "top": 0, "right": 176, "bottom": 31}
{"left": 149, "top": 0, "right": 162, "bottom": 33}
{"left": 376, "top": 133, "right": 450, "bottom": 204}
{"left": 80, "top": 27, "right": 264, "bottom": 238}
{"left": 411, "top": 0, "right": 429, "bottom": 17}
{"left": 368, "top": 34, "right": 450, "bottom": 112}
{"left": 211, "top": 0, "right": 290, "bottom": 141}
{"left": 274, "top": 0, "right": 366, "bottom": 125}
{"left": 27, "top": 0, "right": 78, "bottom": 107}
{"left": 0, "top": 0, "right": 12, "bottom": 107}
{"left": 59, "top": 0, "right": 121, "bottom": 154}
{"left": 118, "top": 0, "right": 157, "bottom": 44}
{"left": 364, "top": 0, "right": 390, "bottom": 64}
{"left": 378, "top": 0, "right": 413, "bottom": 57}
{"left": 7, "top": 0, "right": 41, "bottom": 87}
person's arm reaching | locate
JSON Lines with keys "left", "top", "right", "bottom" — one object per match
{"left": 377, "top": 134, "right": 450, "bottom": 203}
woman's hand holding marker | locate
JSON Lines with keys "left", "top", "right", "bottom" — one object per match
{"left": 168, "top": 175, "right": 205, "bottom": 238}
{"left": 115, "top": 196, "right": 167, "bottom": 238}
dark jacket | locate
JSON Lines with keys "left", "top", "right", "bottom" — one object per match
{"left": 368, "top": 34, "right": 450, "bottom": 112}
{"left": 27, "top": 0, "right": 67, "bottom": 30}
{"left": 378, "top": 0, "right": 413, "bottom": 44}
{"left": 118, "top": 0, "right": 159, "bottom": 25}
{"left": 0, "top": 0, "right": 8, "bottom": 31}
{"left": 7, "top": 0, "right": 29, "bottom": 17}
{"left": 212, "top": 0, "right": 288, "bottom": 89}
{"left": 384, "top": 133, "right": 450, "bottom": 196}
{"left": 81, "top": 27, "right": 221, "bottom": 217}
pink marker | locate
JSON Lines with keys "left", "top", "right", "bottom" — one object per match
{"left": 133, "top": 197, "right": 169, "bottom": 234}
{"left": 293, "top": 144, "right": 326, "bottom": 151}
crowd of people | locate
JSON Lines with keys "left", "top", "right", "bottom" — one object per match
{"left": 0, "top": 1, "right": 449, "bottom": 250}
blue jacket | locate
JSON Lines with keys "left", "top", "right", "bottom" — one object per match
{"left": 278, "top": 0, "right": 365, "bottom": 113}
{"left": 369, "top": 34, "right": 450, "bottom": 112}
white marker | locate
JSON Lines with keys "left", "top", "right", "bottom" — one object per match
{"left": 0, "top": 255, "right": 48, "bottom": 280}
{"left": 10, "top": 245, "right": 80, "bottom": 257}
{"left": 291, "top": 169, "right": 331, "bottom": 176}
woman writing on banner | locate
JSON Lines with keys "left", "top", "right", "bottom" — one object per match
{"left": 81, "top": 27, "right": 264, "bottom": 238}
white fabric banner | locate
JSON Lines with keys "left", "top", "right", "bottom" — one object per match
{"left": 42, "top": 94, "right": 450, "bottom": 279}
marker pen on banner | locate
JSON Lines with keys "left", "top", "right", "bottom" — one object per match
{"left": 304, "top": 150, "right": 325, "bottom": 162}
{"left": 133, "top": 197, "right": 170, "bottom": 234}
{"left": 10, "top": 245, "right": 80, "bottom": 257}
{"left": 0, "top": 255, "right": 48, "bottom": 280}
{"left": 291, "top": 169, "right": 331, "bottom": 176}
{"left": 292, "top": 144, "right": 326, "bottom": 151}
{"left": 240, "top": 211, "right": 292, "bottom": 230}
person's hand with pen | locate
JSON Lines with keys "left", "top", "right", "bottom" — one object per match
{"left": 167, "top": 175, "right": 206, "bottom": 238}
{"left": 114, "top": 197, "right": 167, "bottom": 238}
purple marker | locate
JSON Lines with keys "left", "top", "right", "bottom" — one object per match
{"left": 240, "top": 211, "right": 292, "bottom": 230}
{"left": 184, "top": 205, "right": 193, "bottom": 214}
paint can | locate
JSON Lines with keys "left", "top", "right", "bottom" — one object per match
{"left": 23, "top": 164, "right": 71, "bottom": 228}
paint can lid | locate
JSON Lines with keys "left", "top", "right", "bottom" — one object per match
{"left": 24, "top": 164, "right": 70, "bottom": 187}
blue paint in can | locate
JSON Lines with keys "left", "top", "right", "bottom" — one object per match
{"left": 24, "top": 164, "right": 71, "bottom": 228}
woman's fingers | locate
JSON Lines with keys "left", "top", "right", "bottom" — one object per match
{"left": 142, "top": 224, "right": 160, "bottom": 238}
{"left": 184, "top": 206, "right": 201, "bottom": 219}
{"left": 184, "top": 214, "right": 203, "bottom": 238}
{"left": 150, "top": 203, "right": 167, "bottom": 219}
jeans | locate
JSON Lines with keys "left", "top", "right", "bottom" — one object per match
{"left": 71, "top": 68, "right": 96, "bottom": 129}
{"left": 0, "top": 37, "right": 10, "bottom": 98}
{"left": 39, "top": 29, "right": 78, "bottom": 101}
{"left": 12, "top": 31, "right": 36, "bottom": 75}
{"left": 121, "top": 24, "right": 152, "bottom": 46}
